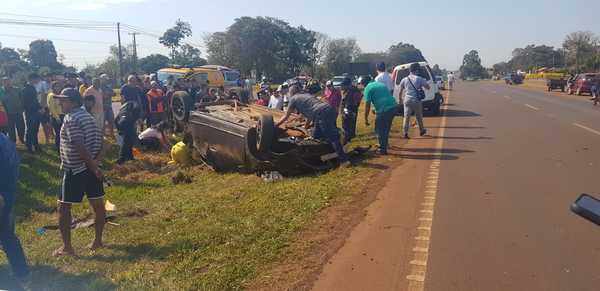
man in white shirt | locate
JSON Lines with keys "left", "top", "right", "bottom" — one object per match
{"left": 268, "top": 84, "right": 287, "bottom": 110}
{"left": 375, "top": 62, "right": 394, "bottom": 93}
{"left": 447, "top": 72, "right": 455, "bottom": 90}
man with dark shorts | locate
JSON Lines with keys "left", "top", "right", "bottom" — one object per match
{"left": 54, "top": 88, "right": 105, "bottom": 256}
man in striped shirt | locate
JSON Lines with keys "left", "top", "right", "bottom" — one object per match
{"left": 54, "top": 88, "right": 105, "bottom": 257}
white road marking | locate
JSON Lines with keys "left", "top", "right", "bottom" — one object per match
{"left": 407, "top": 91, "right": 450, "bottom": 291}
{"left": 525, "top": 104, "right": 540, "bottom": 111}
{"left": 573, "top": 123, "right": 600, "bottom": 136}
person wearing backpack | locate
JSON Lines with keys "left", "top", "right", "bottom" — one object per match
{"left": 114, "top": 98, "right": 140, "bottom": 164}
{"left": 398, "top": 63, "right": 430, "bottom": 139}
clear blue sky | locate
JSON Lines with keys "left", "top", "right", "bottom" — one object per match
{"left": 2, "top": 0, "right": 600, "bottom": 70}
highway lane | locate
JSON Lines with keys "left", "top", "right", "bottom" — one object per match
{"left": 426, "top": 81, "right": 600, "bottom": 291}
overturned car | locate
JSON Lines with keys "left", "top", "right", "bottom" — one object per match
{"left": 182, "top": 100, "right": 362, "bottom": 175}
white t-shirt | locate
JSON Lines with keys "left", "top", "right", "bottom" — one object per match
{"left": 268, "top": 95, "right": 284, "bottom": 110}
{"left": 447, "top": 73, "right": 455, "bottom": 83}
{"left": 139, "top": 128, "right": 162, "bottom": 140}
{"left": 375, "top": 72, "right": 394, "bottom": 92}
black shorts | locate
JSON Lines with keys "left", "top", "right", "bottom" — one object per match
{"left": 59, "top": 169, "right": 105, "bottom": 204}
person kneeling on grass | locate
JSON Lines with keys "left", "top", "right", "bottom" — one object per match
{"left": 139, "top": 121, "right": 171, "bottom": 152}
{"left": 54, "top": 88, "right": 106, "bottom": 256}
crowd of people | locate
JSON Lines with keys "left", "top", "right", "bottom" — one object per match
{"left": 0, "top": 60, "right": 433, "bottom": 284}
{"left": 256, "top": 61, "right": 431, "bottom": 155}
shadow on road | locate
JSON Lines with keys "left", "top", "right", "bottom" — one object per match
{"left": 428, "top": 126, "right": 486, "bottom": 129}
{"left": 401, "top": 148, "right": 475, "bottom": 154}
{"left": 425, "top": 136, "right": 492, "bottom": 140}
{"left": 386, "top": 153, "right": 459, "bottom": 161}
{"left": 443, "top": 109, "right": 481, "bottom": 117}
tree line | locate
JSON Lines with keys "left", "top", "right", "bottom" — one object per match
{"left": 493, "top": 31, "right": 600, "bottom": 75}
{"left": 1, "top": 16, "right": 440, "bottom": 85}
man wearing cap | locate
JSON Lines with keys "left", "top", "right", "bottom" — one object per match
{"left": 275, "top": 81, "right": 350, "bottom": 167}
{"left": 54, "top": 88, "right": 105, "bottom": 256}
{"left": 340, "top": 77, "right": 363, "bottom": 144}
{"left": 0, "top": 77, "right": 25, "bottom": 144}
{"left": 375, "top": 62, "right": 394, "bottom": 93}
{"left": 362, "top": 76, "right": 398, "bottom": 155}
{"left": 83, "top": 78, "right": 105, "bottom": 133}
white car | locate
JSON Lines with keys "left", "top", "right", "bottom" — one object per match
{"left": 392, "top": 62, "right": 444, "bottom": 115}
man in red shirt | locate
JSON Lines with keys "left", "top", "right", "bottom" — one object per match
{"left": 146, "top": 81, "right": 166, "bottom": 126}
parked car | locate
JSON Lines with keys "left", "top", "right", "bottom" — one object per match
{"left": 567, "top": 73, "right": 600, "bottom": 95}
{"left": 504, "top": 73, "right": 523, "bottom": 85}
{"left": 435, "top": 75, "right": 445, "bottom": 90}
{"left": 186, "top": 100, "right": 367, "bottom": 174}
{"left": 391, "top": 62, "right": 444, "bottom": 115}
{"left": 546, "top": 76, "right": 567, "bottom": 92}
{"left": 331, "top": 76, "right": 347, "bottom": 88}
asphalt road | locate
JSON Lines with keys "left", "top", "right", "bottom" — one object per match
{"left": 313, "top": 81, "right": 600, "bottom": 291}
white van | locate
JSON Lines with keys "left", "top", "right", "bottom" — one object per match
{"left": 392, "top": 62, "right": 444, "bottom": 115}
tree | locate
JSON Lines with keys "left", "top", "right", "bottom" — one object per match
{"left": 460, "top": 50, "right": 487, "bottom": 79}
{"left": 509, "top": 45, "right": 564, "bottom": 71}
{"left": 139, "top": 54, "right": 171, "bottom": 73}
{"left": 171, "top": 44, "right": 207, "bottom": 67}
{"left": 323, "top": 38, "right": 361, "bottom": 76}
{"left": 563, "top": 31, "right": 599, "bottom": 73}
{"left": 160, "top": 19, "right": 192, "bottom": 58}
{"left": 386, "top": 42, "right": 426, "bottom": 67}
{"left": 27, "top": 39, "right": 62, "bottom": 69}
{"left": 205, "top": 16, "right": 316, "bottom": 82}
{"left": 492, "top": 61, "right": 511, "bottom": 75}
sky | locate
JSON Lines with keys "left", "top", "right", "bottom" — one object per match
{"left": 1, "top": 0, "right": 600, "bottom": 71}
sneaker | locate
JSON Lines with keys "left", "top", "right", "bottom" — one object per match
{"left": 420, "top": 129, "right": 427, "bottom": 136}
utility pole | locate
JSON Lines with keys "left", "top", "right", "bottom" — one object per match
{"left": 129, "top": 32, "right": 138, "bottom": 73}
{"left": 117, "top": 22, "right": 124, "bottom": 86}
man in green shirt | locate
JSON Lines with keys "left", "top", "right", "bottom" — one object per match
{"left": 0, "top": 77, "right": 25, "bottom": 144}
{"left": 362, "top": 77, "right": 398, "bottom": 155}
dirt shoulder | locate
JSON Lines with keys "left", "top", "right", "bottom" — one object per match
{"left": 247, "top": 139, "right": 407, "bottom": 291}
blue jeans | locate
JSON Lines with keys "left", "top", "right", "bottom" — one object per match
{"left": 0, "top": 192, "right": 29, "bottom": 278}
{"left": 375, "top": 107, "right": 397, "bottom": 153}
{"left": 313, "top": 107, "right": 349, "bottom": 163}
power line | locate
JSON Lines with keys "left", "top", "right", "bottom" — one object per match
{"left": 0, "top": 13, "right": 114, "bottom": 25}
{"left": 0, "top": 33, "right": 114, "bottom": 44}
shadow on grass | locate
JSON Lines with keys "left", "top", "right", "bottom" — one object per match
{"left": 82, "top": 239, "right": 197, "bottom": 263}
{"left": 0, "top": 264, "right": 115, "bottom": 291}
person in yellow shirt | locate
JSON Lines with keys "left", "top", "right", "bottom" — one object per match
{"left": 78, "top": 76, "right": 90, "bottom": 97}
{"left": 47, "top": 81, "right": 65, "bottom": 152}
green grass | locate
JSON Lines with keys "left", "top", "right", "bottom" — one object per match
{"left": 1, "top": 107, "right": 405, "bottom": 290}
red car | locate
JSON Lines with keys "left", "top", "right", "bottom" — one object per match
{"left": 568, "top": 73, "right": 600, "bottom": 95}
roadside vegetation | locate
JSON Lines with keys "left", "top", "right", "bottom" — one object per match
{"left": 1, "top": 110, "right": 404, "bottom": 290}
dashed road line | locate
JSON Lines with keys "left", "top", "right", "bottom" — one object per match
{"left": 406, "top": 92, "right": 450, "bottom": 291}
{"left": 573, "top": 123, "right": 600, "bottom": 136}
{"left": 525, "top": 104, "right": 540, "bottom": 111}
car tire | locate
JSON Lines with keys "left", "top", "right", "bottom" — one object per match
{"left": 256, "top": 114, "right": 274, "bottom": 153}
{"left": 171, "top": 91, "right": 193, "bottom": 122}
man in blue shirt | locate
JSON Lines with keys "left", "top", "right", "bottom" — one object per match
{"left": 362, "top": 76, "right": 398, "bottom": 155}
{"left": 0, "top": 133, "right": 30, "bottom": 282}
{"left": 398, "top": 63, "right": 430, "bottom": 138}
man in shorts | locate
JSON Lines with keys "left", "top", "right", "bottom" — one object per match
{"left": 54, "top": 88, "right": 105, "bottom": 256}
